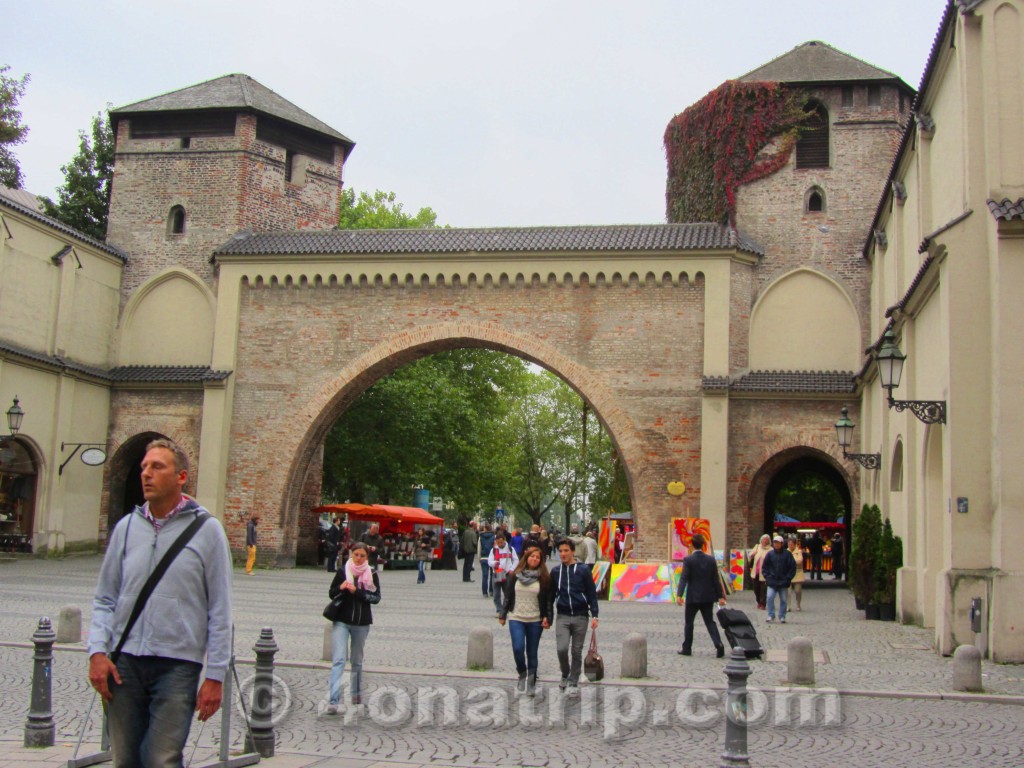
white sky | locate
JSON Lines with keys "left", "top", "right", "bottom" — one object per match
{"left": 9, "top": 0, "right": 944, "bottom": 228}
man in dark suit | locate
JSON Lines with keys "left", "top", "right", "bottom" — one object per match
{"left": 675, "top": 533, "right": 727, "bottom": 658}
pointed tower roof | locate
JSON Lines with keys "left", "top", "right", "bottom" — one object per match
{"left": 739, "top": 41, "right": 911, "bottom": 89}
{"left": 111, "top": 73, "right": 353, "bottom": 149}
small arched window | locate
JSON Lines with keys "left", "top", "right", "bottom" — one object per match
{"left": 805, "top": 186, "right": 825, "bottom": 213}
{"left": 167, "top": 206, "right": 186, "bottom": 236}
{"left": 796, "top": 102, "right": 830, "bottom": 169}
{"left": 890, "top": 439, "right": 904, "bottom": 492}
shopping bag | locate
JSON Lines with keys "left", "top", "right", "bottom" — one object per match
{"left": 583, "top": 628, "right": 604, "bottom": 682}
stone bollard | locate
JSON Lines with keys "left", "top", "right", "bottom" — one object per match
{"left": 245, "top": 627, "right": 279, "bottom": 757}
{"left": 24, "top": 617, "right": 56, "bottom": 747}
{"left": 787, "top": 636, "right": 815, "bottom": 685}
{"left": 323, "top": 624, "right": 333, "bottom": 661}
{"left": 467, "top": 626, "right": 494, "bottom": 670}
{"left": 620, "top": 632, "right": 648, "bottom": 678}
{"left": 720, "top": 646, "right": 752, "bottom": 768}
{"left": 953, "top": 644, "right": 983, "bottom": 692}
{"left": 57, "top": 605, "right": 82, "bottom": 643}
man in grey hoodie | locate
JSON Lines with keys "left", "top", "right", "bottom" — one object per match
{"left": 87, "top": 439, "right": 233, "bottom": 767}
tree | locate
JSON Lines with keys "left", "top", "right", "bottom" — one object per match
{"left": 338, "top": 188, "right": 439, "bottom": 229}
{"left": 40, "top": 111, "right": 114, "bottom": 240}
{"left": 0, "top": 65, "right": 30, "bottom": 189}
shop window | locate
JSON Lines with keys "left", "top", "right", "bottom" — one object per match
{"left": 806, "top": 186, "right": 826, "bottom": 213}
{"left": 796, "top": 102, "right": 829, "bottom": 168}
{"left": 168, "top": 205, "right": 186, "bottom": 236}
{"left": 0, "top": 440, "right": 36, "bottom": 552}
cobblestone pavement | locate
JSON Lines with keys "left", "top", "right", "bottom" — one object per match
{"left": 0, "top": 555, "right": 1022, "bottom": 767}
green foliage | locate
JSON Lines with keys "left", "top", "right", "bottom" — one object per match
{"left": 664, "top": 80, "right": 808, "bottom": 225}
{"left": 40, "top": 111, "right": 114, "bottom": 240}
{"left": 338, "top": 188, "right": 440, "bottom": 229}
{"left": 773, "top": 472, "right": 845, "bottom": 522}
{"left": 872, "top": 518, "right": 903, "bottom": 605}
{"left": 0, "top": 65, "right": 30, "bottom": 189}
{"left": 849, "top": 504, "right": 888, "bottom": 605}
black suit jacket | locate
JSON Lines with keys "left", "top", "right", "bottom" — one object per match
{"left": 676, "top": 550, "right": 726, "bottom": 603}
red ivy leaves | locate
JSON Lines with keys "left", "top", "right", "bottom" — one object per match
{"left": 664, "top": 81, "right": 808, "bottom": 226}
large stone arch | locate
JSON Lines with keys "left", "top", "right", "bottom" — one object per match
{"left": 275, "top": 321, "right": 643, "bottom": 562}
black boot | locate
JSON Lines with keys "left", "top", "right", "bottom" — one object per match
{"left": 526, "top": 673, "right": 537, "bottom": 697}
{"left": 516, "top": 671, "right": 527, "bottom": 696}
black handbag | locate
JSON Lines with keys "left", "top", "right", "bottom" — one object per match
{"left": 322, "top": 593, "right": 345, "bottom": 622}
{"left": 583, "top": 628, "right": 604, "bottom": 682}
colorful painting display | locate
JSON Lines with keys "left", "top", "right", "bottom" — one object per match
{"left": 591, "top": 562, "right": 611, "bottom": 591}
{"left": 598, "top": 519, "right": 617, "bottom": 561}
{"left": 670, "top": 517, "right": 713, "bottom": 561}
{"left": 608, "top": 563, "right": 674, "bottom": 603}
{"left": 727, "top": 549, "right": 745, "bottom": 591}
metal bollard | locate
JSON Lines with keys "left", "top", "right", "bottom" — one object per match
{"left": 244, "top": 627, "right": 278, "bottom": 757}
{"left": 24, "top": 616, "right": 56, "bottom": 747}
{"left": 720, "top": 646, "right": 752, "bottom": 768}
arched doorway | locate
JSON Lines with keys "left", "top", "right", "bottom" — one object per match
{"left": 106, "top": 432, "right": 167, "bottom": 532}
{"left": 0, "top": 438, "right": 38, "bottom": 552}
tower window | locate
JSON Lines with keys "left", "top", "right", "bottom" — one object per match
{"left": 841, "top": 87, "right": 854, "bottom": 108}
{"left": 284, "top": 150, "right": 295, "bottom": 183}
{"left": 867, "top": 85, "right": 881, "bottom": 107}
{"left": 180, "top": 137, "right": 191, "bottom": 149}
{"left": 806, "top": 187, "right": 825, "bottom": 213}
{"left": 796, "top": 102, "right": 830, "bottom": 169}
{"left": 167, "top": 206, "right": 186, "bottom": 236}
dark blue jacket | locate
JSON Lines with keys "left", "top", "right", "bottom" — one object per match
{"left": 676, "top": 550, "right": 726, "bottom": 603}
{"left": 548, "top": 561, "right": 599, "bottom": 618}
{"left": 478, "top": 531, "right": 495, "bottom": 558}
{"left": 762, "top": 548, "right": 797, "bottom": 589}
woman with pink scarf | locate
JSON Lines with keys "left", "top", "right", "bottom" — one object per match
{"left": 323, "top": 542, "right": 381, "bottom": 714}
{"left": 747, "top": 534, "right": 772, "bottom": 610}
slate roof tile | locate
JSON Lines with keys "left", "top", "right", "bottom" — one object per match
{"left": 0, "top": 189, "right": 127, "bottom": 262}
{"left": 987, "top": 198, "right": 1024, "bottom": 221}
{"left": 702, "top": 370, "right": 855, "bottom": 394}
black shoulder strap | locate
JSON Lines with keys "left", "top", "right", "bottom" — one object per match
{"left": 110, "top": 511, "right": 210, "bottom": 663}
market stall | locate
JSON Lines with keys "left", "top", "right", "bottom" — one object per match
{"left": 313, "top": 503, "right": 444, "bottom": 569}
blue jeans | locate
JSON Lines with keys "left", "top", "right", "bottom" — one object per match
{"left": 480, "top": 559, "right": 492, "bottom": 595}
{"left": 493, "top": 579, "right": 506, "bottom": 614}
{"left": 329, "top": 622, "right": 370, "bottom": 704}
{"left": 417, "top": 560, "right": 426, "bottom": 582}
{"left": 507, "top": 620, "right": 543, "bottom": 675}
{"left": 107, "top": 654, "right": 202, "bottom": 768}
{"left": 766, "top": 585, "right": 788, "bottom": 620}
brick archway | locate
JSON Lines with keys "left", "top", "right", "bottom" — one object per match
{"left": 276, "top": 321, "right": 644, "bottom": 561}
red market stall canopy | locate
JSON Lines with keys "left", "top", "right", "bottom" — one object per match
{"left": 313, "top": 503, "right": 444, "bottom": 526}
{"left": 774, "top": 521, "right": 845, "bottom": 531}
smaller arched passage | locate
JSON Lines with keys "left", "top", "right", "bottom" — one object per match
{"left": 0, "top": 437, "right": 41, "bottom": 552}
{"left": 105, "top": 431, "right": 171, "bottom": 534}
{"left": 747, "top": 447, "right": 852, "bottom": 548}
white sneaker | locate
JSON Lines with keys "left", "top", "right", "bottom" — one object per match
{"left": 320, "top": 702, "right": 339, "bottom": 716}
{"left": 566, "top": 683, "right": 580, "bottom": 698}
{"left": 766, "top": 617, "right": 774, "bottom": 623}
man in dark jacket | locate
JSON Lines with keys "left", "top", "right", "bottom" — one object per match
{"left": 806, "top": 530, "right": 824, "bottom": 580}
{"left": 461, "top": 521, "right": 479, "bottom": 582}
{"left": 762, "top": 534, "right": 797, "bottom": 623}
{"left": 675, "top": 533, "right": 727, "bottom": 657}
{"left": 831, "top": 533, "right": 845, "bottom": 579}
{"left": 548, "top": 539, "right": 599, "bottom": 696}
{"left": 325, "top": 518, "right": 342, "bottom": 572}
{"left": 478, "top": 524, "right": 496, "bottom": 597}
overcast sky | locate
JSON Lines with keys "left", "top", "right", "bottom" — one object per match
{"left": 9, "top": 1, "right": 945, "bottom": 228}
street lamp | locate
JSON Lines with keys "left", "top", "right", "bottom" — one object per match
{"left": 875, "top": 330, "right": 946, "bottom": 424}
{"left": 834, "top": 407, "right": 881, "bottom": 470}
{"left": 5, "top": 397, "right": 23, "bottom": 437}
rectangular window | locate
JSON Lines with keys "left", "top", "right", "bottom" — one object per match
{"left": 841, "top": 87, "right": 854, "bottom": 108}
{"left": 867, "top": 85, "right": 881, "bottom": 107}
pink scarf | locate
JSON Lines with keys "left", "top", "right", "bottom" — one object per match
{"left": 346, "top": 558, "right": 375, "bottom": 591}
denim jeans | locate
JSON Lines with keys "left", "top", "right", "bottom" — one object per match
{"left": 417, "top": 560, "right": 426, "bottom": 582}
{"left": 766, "top": 585, "right": 788, "bottom": 620}
{"left": 493, "top": 579, "right": 506, "bottom": 614}
{"left": 107, "top": 654, "right": 202, "bottom": 768}
{"left": 329, "top": 622, "right": 370, "bottom": 704}
{"left": 480, "top": 559, "right": 492, "bottom": 595}
{"left": 555, "top": 614, "right": 589, "bottom": 683}
{"left": 507, "top": 619, "right": 543, "bottom": 675}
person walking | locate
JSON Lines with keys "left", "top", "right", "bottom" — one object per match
{"left": 497, "top": 545, "right": 551, "bottom": 697}
{"left": 488, "top": 531, "right": 519, "bottom": 616}
{"left": 324, "top": 542, "right": 381, "bottom": 714}
{"left": 787, "top": 535, "right": 805, "bottom": 611}
{"left": 674, "top": 533, "right": 727, "bottom": 657}
{"left": 581, "top": 530, "right": 599, "bottom": 565}
{"left": 87, "top": 439, "right": 232, "bottom": 767}
{"left": 548, "top": 539, "right": 599, "bottom": 696}
{"left": 325, "top": 517, "right": 342, "bottom": 572}
{"left": 748, "top": 534, "right": 772, "bottom": 609}
{"left": 461, "top": 521, "right": 479, "bottom": 582}
{"left": 510, "top": 528, "right": 524, "bottom": 557}
{"left": 831, "top": 532, "right": 845, "bottom": 579}
{"left": 363, "top": 523, "right": 384, "bottom": 569}
{"left": 807, "top": 530, "right": 825, "bottom": 580}
{"left": 762, "top": 534, "right": 797, "bottom": 623}
{"left": 245, "top": 514, "right": 259, "bottom": 574}
{"left": 478, "top": 523, "right": 496, "bottom": 597}
{"left": 415, "top": 528, "right": 433, "bottom": 584}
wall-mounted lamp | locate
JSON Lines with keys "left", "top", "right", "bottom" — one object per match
{"left": 5, "top": 397, "right": 24, "bottom": 438}
{"left": 876, "top": 330, "right": 946, "bottom": 424}
{"left": 834, "top": 407, "right": 881, "bottom": 470}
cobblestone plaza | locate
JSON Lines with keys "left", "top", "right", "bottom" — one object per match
{"left": 0, "top": 556, "right": 1021, "bottom": 767}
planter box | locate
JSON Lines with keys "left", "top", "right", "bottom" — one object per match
{"left": 865, "top": 604, "right": 881, "bottom": 620}
{"left": 854, "top": 596, "right": 866, "bottom": 610}
{"left": 878, "top": 603, "right": 896, "bottom": 621}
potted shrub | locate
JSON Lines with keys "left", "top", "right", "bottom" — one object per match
{"left": 873, "top": 518, "right": 902, "bottom": 621}
{"left": 849, "top": 504, "right": 882, "bottom": 612}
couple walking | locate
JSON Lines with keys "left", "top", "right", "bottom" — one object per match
{"left": 497, "top": 539, "right": 599, "bottom": 697}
